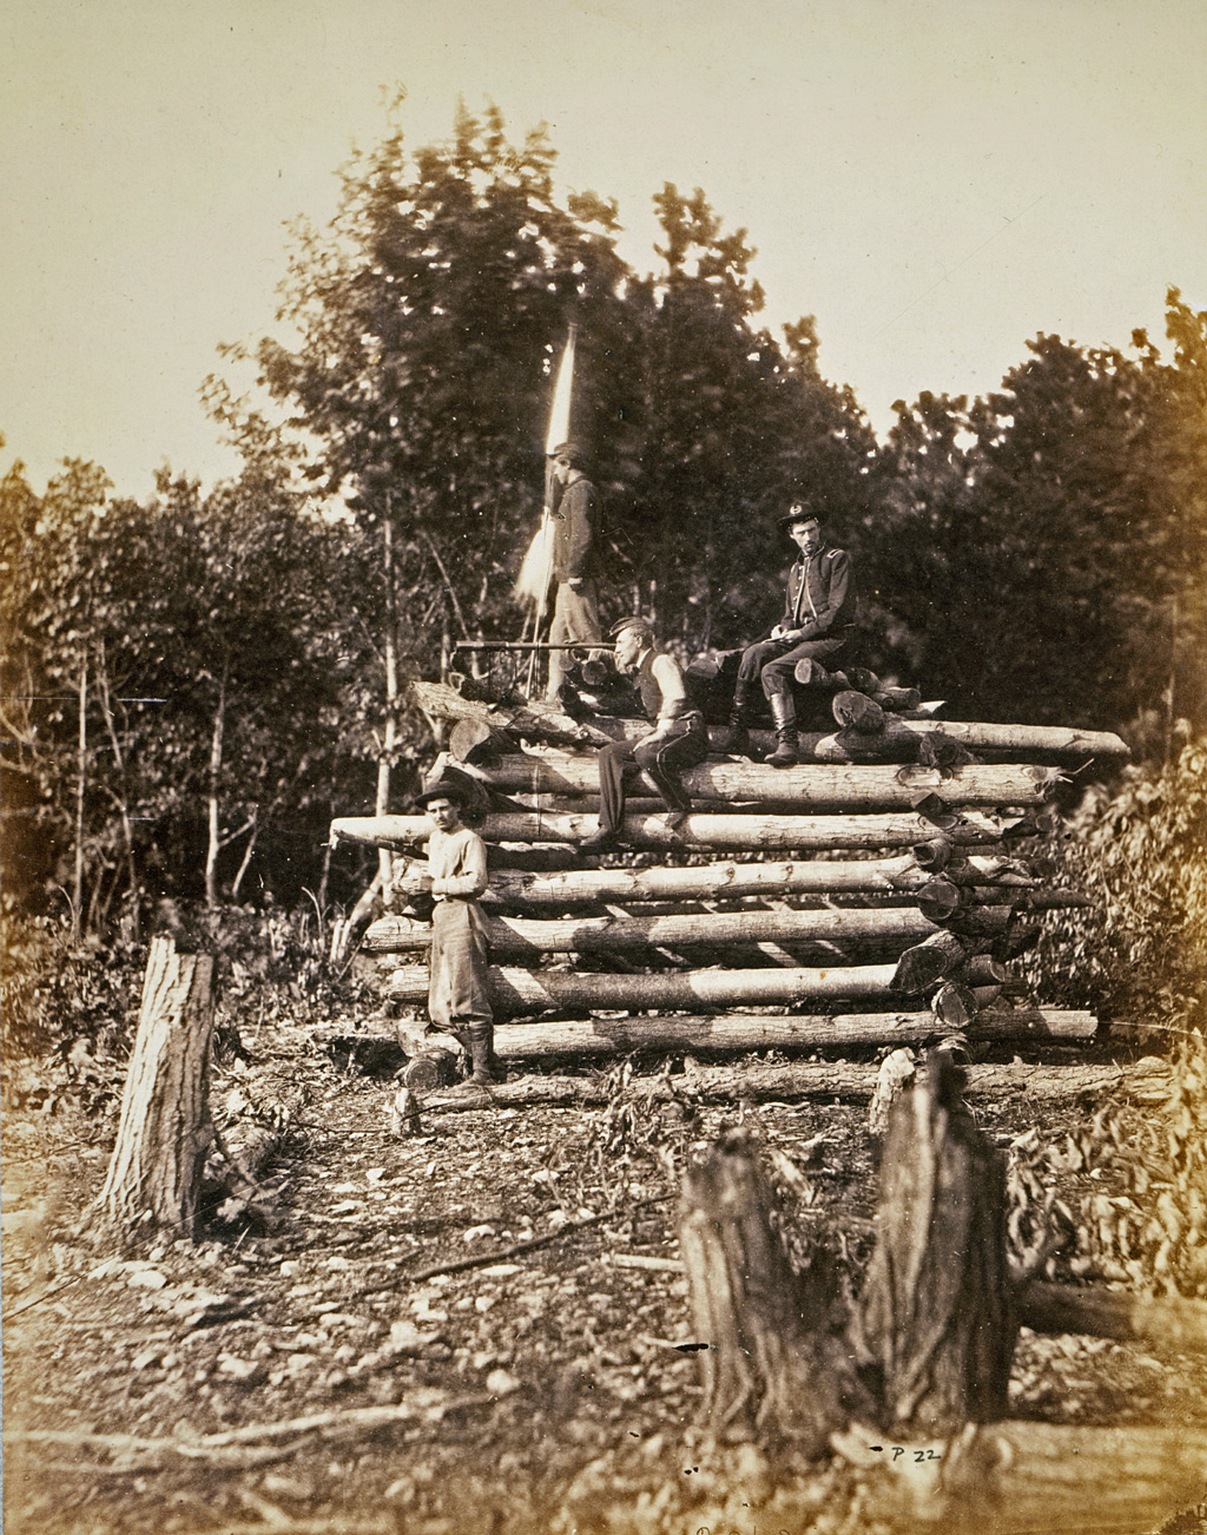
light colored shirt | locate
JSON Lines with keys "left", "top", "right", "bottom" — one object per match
{"left": 426, "top": 824, "right": 488, "bottom": 902}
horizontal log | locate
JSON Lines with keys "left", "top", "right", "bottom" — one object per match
{"left": 832, "top": 1419, "right": 1207, "bottom": 1534}
{"left": 478, "top": 752, "right": 1062, "bottom": 809}
{"left": 1017, "top": 1278, "right": 1207, "bottom": 1352}
{"left": 891, "top": 930, "right": 968, "bottom": 993}
{"left": 333, "top": 809, "right": 1029, "bottom": 854}
{"left": 409, "top": 679, "right": 614, "bottom": 748}
{"left": 421, "top": 854, "right": 1048, "bottom": 907}
{"left": 420, "top": 1056, "right": 1168, "bottom": 1108}
{"left": 385, "top": 962, "right": 904, "bottom": 1016}
{"left": 589, "top": 716, "right": 1130, "bottom": 761}
{"left": 362, "top": 905, "right": 941, "bottom": 958}
{"left": 960, "top": 953, "right": 1011, "bottom": 986}
{"left": 930, "top": 979, "right": 977, "bottom": 1029}
{"left": 487, "top": 1008, "right": 1097, "bottom": 1058}
{"left": 484, "top": 855, "right": 922, "bottom": 905}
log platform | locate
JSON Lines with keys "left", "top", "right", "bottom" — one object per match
{"left": 330, "top": 674, "right": 1124, "bottom": 1073}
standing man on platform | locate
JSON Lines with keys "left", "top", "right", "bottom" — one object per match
{"left": 545, "top": 440, "right": 602, "bottom": 703}
{"left": 721, "top": 500, "right": 857, "bottom": 767}
{"left": 579, "top": 617, "right": 709, "bottom": 853}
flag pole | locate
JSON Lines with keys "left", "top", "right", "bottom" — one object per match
{"left": 517, "top": 322, "right": 577, "bottom": 697}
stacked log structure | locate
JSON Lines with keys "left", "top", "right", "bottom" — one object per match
{"left": 331, "top": 675, "right": 1128, "bottom": 1068}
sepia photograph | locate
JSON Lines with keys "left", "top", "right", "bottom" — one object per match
{"left": 2, "top": 2, "right": 1205, "bottom": 1531}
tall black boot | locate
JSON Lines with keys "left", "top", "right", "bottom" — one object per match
{"left": 719, "top": 680, "right": 754, "bottom": 756}
{"left": 467, "top": 1022, "right": 500, "bottom": 1085}
{"left": 767, "top": 692, "right": 798, "bottom": 768}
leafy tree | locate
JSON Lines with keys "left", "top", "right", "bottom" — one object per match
{"left": 234, "top": 104, "right": 637, "bottom": 905}
{"left": 867, "top": 293, "right": 1207, "bottom": 741}
{"left": 1131, "top": 287, "right": 1207, "bottom": 744}
{"left": 1, "top": 456, "right": 121, "bottom": 929}
{"left": 609, "top": 184, "right": 878, "bottom": 652}
{"left": 863, "top": 391, "right": 985, "bottom": 693}
{"left": 0, "top": 449, "right": 365, "bottom": 930}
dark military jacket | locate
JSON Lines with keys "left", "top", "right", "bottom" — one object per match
{"left": 551, "top": 475, "right": 599, "bottom": 583}
{"left": 781, "top": 545, "right": 857, "bottom": 639}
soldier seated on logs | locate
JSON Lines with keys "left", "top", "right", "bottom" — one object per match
{"left": 719, "top": 498, "right": 857, "bottom": 768}
{"left": 406, "top": 771, "right": 502, "bottom": 1087}
{"left": 579, "top": 617, "right": 709, "bottom": 853}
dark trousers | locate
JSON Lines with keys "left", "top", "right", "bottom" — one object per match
{"left": 597, "top": 713, "right": 709, "bottom": 833}
{"left": 736, "top": 632, "right": 851, "bottom": 700}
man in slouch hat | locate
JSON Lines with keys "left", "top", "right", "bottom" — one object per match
{"left": 545, "top": 440, "right": 603, "bottom": 703}
{"left": 721, "top": 499, "right": 857, "bottom": 767}
{"left": 579, "top": 617, "right": 709, "bottom": 853}
{"left": 410, "top": 772, "right": 500, "bottom": 1086}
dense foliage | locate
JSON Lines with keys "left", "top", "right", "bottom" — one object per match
{"left": 2, "top": 102, "right": 1204, "bottom": 935}
{"left": 1028, "top": 731, "right": 1207, "bottom": 1025}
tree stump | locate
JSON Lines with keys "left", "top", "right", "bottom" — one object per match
{"left": 99, "top": 934, "right": 216, "bottom": 1236}
{"left": 678, "top": 1129, "right": 857, "bottom": 1454}
{"left": 855, "top": 1050, "right": 1017, "bottom": 1433}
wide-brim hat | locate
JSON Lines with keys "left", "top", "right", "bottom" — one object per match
{"left": 414, "top": 775, "right": 470, "bottom": 810}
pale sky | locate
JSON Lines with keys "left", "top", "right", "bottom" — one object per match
{"left": 3, "top": 0, "right": 1204, "bottom": 499}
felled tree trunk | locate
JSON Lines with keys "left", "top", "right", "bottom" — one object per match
{"left": 332, "top": 808, "right": 1022, "bottom": 853}
{"left": 385, "top": 959, "right": 903, "bottom": 1015}
{"left": 678, "top": 1129, "right": 859, "bottom": 1452}
{"left": 855, "top": 1051, "right": 1017, "bottom": 1433}
{"left": 99, "top": 935, "right": 216, "bottom": 1236}
{"left": 479, "top": 751, "right": 1061, "bottom": 809}
{"left": 362, "top": 904, "right": 939, "bottom": 959}
{"left": 485, "top": 1007, "right": 1097, "bottom": 1060}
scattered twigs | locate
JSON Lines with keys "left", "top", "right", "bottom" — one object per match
{"left": 7, "top": 1397, "right": 490, "bottom": 1463}
{"left": 395, "top": 1193, "right": 673, "bottom": 1287}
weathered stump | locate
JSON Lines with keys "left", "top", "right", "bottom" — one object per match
{"left": 99, "top": 934, "right": 216, "bottom": 1235}
{"left": 855, "top": 1050, "right": 1017, "bottom": 1433}
{"left": 678, "top": 1130, "right": 858, "bottom": 1454}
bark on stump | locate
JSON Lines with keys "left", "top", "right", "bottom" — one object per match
{"left": 856, "top": 1050, "right": 1017, "bottom": 1433}
{"left": 99, "top": 934, "right": 216, "bottom": 1236}
{"left": 678, "top": 1129, "right": 857, "bottom": 1453}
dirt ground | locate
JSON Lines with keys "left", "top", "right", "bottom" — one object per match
{"left": 4, "top": 1004, "right": 1207, "bottom": 1535}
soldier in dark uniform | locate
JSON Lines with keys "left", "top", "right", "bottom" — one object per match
{"left": 545, "top": 440, "right": 602, "bottom": 702}
{"left": 579, "top": 617, "right": 709, "bottom": 853}
{"left": 722, "top": 501, "right": 857, "bottom": 767}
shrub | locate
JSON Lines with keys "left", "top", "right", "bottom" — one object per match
{"left": 1027, "top": 728, "right": 1207, "bottom": 1027}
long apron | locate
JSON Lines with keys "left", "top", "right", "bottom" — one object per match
{"left": 428, "top": 897, "right": 492, "bottom": 1032}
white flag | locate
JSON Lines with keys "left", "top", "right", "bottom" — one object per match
{"left": 515, "top": 325, "right": 577, "bottom": 614}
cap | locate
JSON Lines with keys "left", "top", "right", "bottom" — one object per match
{"left": 549, "top": 440, "right": 586, "bottom": 466}
{"left": 608, "top": 615, "right": 655, "bottom": 642}
{"left": 778, "top": 497, "right": 820, "bottom": 528}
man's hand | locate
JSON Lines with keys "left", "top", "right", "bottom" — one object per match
{"left": 567, "top": 576, "right": 584, "bottom": 590}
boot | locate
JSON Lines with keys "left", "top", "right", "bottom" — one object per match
{"left": 579, "top": 826, "right": 621, "bottom": 853}
{"left": 467, "top": 1022, "right": 500, "bottom": 1085}
{"left": 767, "top": 693, "right": 799, "bottom": 768}
{"left": 718, "top": 681, "right": 754, "bottom": 756}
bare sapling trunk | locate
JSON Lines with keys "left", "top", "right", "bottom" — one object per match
{"left": 204, "top": 661, "right": 229, "bottom": 908}
{"left": 855, "top": 1049, "right": 1017, "bottom": 1433}
{"left": 99, "top": 935, "right": 216, "bottom": 1236}
{"left": 376, "top": 506, "right": 400, "bottom": 909}
{"left": 73, "top": 661, "right": 86, "bottom": 940}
